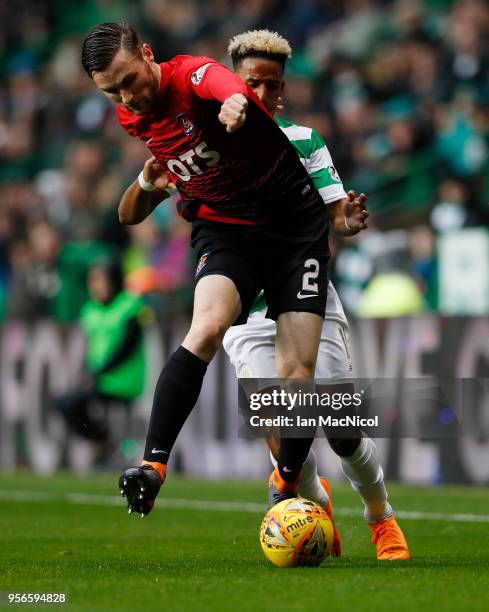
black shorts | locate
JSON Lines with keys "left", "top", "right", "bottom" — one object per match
{"left": 191, "top": 206, "right": 330, "bottom": 325}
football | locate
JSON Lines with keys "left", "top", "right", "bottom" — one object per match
{"left": 259, "top": 498, "right": 334, "bottom": 567}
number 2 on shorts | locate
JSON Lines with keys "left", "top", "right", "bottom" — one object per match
{"left": 302, "top": 258, "right": 320, "bottom": 293}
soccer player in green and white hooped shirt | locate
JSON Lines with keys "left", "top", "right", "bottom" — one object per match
{"left": 223, "top": 30, "right": 410, "bottom": 560}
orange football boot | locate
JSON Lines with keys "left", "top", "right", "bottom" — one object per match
{"left": 369, "top": 516, "right": 410, "bottom": 560}
{"left": 268, "top": 467, "right": 300, "bottom": 508}
{"left": 319, "top": 477, "right": 342, "bottom": 557}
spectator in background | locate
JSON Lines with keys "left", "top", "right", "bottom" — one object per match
{"left": 7, "top": 218, "right": 60, "bottom": 321}
{"left": 358, "top": 267, "right": 424, "bottom": 318}
{"left": 55, "top": 259, "right": 148, "bottom": 463}
{"left": 332, "top": 230, "right": 375, "bottom": 315}
{"left": 0, "top": 0, "right": 488, "bottom": 319}
{"left": 431, "top": 178, "right": 471, "bottom": 232}
{"left": 54, "top": 238, "right": 116, "bottom": 323}
{"left": 409, "top": 225, "right": 438, "bottom": 311}
{"left": 124, "top": 214, "right": 192, "bottom": 299}
{"left": 0, "top": 210, "right": 16, "bottom": 321}
{"left": 334, "top": 226, "right": 426, "bottom": 317}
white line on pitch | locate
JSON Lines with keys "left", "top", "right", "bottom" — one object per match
{"left": 1, "top": 490, "right": 489, "bottom": 523}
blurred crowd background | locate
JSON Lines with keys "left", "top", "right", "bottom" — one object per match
{"left": 1, "top": 0, "right": 488, "bottom": 323}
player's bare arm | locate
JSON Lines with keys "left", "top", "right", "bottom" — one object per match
{"left": 326, "top": 190, "right": 369, "bottom": 237}
{"left": 119, "top": 156, "right": 176, "bottom": 224}
{"left": 218, "top": 93, "right": 248, "bottom": 133}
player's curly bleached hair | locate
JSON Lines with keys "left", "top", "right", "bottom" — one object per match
{"left": 228, "top": 30, "right": 292, "bottom": 68}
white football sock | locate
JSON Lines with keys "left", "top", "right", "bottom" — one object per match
{"left": 340, "top": 436, "right": 393, "bottom": 523}
{"left": 270, "top": 449, "right": 328, "bottom": 507}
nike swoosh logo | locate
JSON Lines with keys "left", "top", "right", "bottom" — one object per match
{"left": 296, "top": 291, "right": 318, "bottom": 299}
{"left": 145, "top": 137, "right": 154, "bottom": 145}
{"left": 151, "top": 448, "right": 167, "bottom": 454}
{"left": 282, "top": 466, "right": 294, "bottom": 472}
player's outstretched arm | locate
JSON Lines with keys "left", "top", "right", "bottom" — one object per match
{"left": 326, "top": 190, "right": 369, "bottom": 236}
{"left": 119, "top": 156, "right": 176, "bottom": 225}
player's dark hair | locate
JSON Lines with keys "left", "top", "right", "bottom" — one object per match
{"left": 81, "top": 22, "right": 141, "bottom": 77}
{"left": 231, "top": 51, "right": 288, "bottom": 70}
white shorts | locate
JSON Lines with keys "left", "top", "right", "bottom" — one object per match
{"left": 223, "top": 288, "right": 353, "bottom": 380}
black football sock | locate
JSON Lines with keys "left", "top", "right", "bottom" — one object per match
{"left": 327, "top": 437, "right": 362, "bottom": 458}
{"left": 278, "top": 437, "right": 314, "bottom": 483}
{"left": 143, "top": 346, "right": 208, "bottom": 464}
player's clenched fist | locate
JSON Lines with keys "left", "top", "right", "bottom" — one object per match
{"left": 218, "top": 93, "right": 248, "bottom": 133}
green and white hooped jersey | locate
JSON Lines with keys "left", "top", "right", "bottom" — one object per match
{"left": 276, "top": 117, "right": 346, "bottom": 204}
{"left": 250, "top": 117, "right": 347, "bottom": 324}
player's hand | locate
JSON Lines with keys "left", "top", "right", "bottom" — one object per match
{"left": 143, "top": 156, "right": 176, "bottom": 191}
{"left": 218, "top": 93, "right": 248, "bottom": 133}
{"left": 342, "top": 190, "right": 369, "bottom": 235}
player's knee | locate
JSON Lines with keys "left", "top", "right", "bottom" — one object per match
{"left": 187, "top": 318, "right": 230, "bottom": 355}
{"left": 328, "top": 437, "right": 361, "bottom": 457}
{"left": 278, "top": 358, "right": 316, "bottom": 379}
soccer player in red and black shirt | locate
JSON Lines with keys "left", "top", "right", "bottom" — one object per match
{"left": 82, "top": 22, "right": 329, "bottom": 516}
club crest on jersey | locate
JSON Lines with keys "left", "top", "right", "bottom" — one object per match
{"left": 191, "top": 62, "right": 212, "bottom": 85}
{"left": 195, "top": 253, "right": 209, "bottom": 277}
{"left": 328, "top": 165, "right": 340, "bottom": 182}
{"left": 175, "top": 112, "right": 197, "bottom": 136}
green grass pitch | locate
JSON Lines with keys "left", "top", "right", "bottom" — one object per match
{"left": 1, "top": 473, "right": 488, "bottom": 611}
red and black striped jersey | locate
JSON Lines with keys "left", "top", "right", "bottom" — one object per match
{"left": 117, "top": 55, "right": 322, "bottom": 224}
